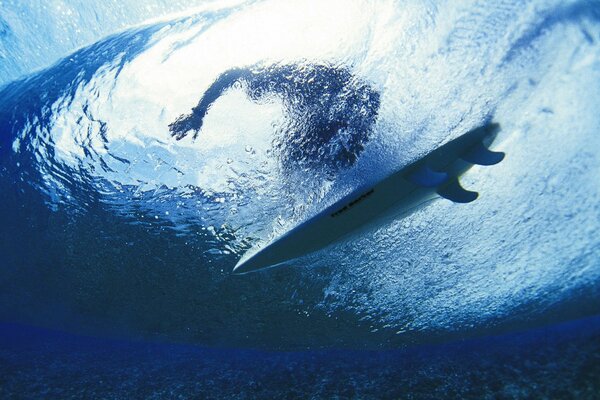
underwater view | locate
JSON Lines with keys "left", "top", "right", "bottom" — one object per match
{"left": 1, "top": 0, "right": 599, "bottom": 398}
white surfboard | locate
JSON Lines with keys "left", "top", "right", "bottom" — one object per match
{"left": 233, "top": 123, "right": 504, "bottom": 274}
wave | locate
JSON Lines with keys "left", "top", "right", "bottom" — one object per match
{"left": 0, "top": 0, "right": 599, "bottom": 349}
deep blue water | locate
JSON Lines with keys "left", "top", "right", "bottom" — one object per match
{"left": 1, "top": 316, "right": 599, "bottom": 398}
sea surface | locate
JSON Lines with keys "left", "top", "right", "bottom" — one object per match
{"left": 1, "top": 0, "right": 599, "bottom": 397}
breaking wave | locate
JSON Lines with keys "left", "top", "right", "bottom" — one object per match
{"left": 0, "top": 0, "right": 599, "bottom": 349}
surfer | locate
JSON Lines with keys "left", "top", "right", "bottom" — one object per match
{"left": 169, "top": 63, "right": 381, "bottom": 173}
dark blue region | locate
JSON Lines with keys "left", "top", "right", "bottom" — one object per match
{"left": 1, "top": 316, "right": 599, "bottom": 399}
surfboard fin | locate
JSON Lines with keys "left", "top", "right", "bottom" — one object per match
{"left": 461, "top": 142, "right": 505, "bottom": 166}
{"left": 437, "top": 178, "right": 478, "bottom": 203}
{"left": 407, "top": 166, "right": 449, "bottom": 188}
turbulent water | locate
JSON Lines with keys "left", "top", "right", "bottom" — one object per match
{"left": 1, "top": 0, "right": 599, "bottom": 349}
{"left": 0, "top": 0, "right": 241, "bottom": 86}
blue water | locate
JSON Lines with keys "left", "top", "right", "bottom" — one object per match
{"left": 1, "top": 0, "right": 599, "bottom": 397}
{"left": 1, "top": 317, "right": 599, "bottom": 398}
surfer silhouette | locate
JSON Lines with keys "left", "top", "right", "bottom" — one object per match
{"left": 169, "top": 63, "right": 380, "bottom": 172}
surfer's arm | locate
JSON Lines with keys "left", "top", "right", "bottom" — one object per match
{"left": 169, "top": 68, "right": 251, "bottom": 140}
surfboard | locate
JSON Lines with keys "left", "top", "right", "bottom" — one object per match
{"left": 233, "top": 122, "right": 505, "bottom": 274}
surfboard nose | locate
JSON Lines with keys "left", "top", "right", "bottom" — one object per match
{"left": 232, "top": 257, "right": 254, "bottom": 275}
{"left": 233, "top": 240, "right": 298, "bottom": 274}
{"left": 232, "top": 251, "right": 274, "bottom": 274}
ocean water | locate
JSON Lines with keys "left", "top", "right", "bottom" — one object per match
{"left": 1, "top": 317, "right": 599, "bottom": 399}
{"left": 1, "top": 0, "right": 599, "bottom": 397}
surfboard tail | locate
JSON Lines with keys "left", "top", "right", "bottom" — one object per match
{"left": 408, "top": 122, "right": 505, "bottom": 204}
{"left": 461, "top": 141, "right": 505, "bottom": 166}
